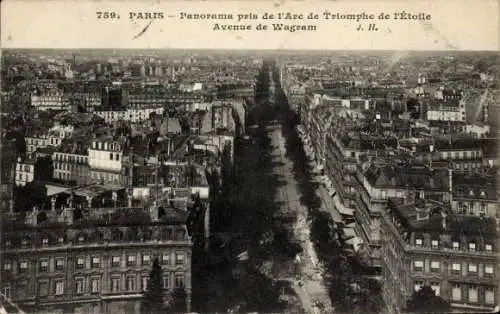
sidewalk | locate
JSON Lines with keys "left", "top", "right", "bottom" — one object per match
{"left": 316, "top": 181, "right": 343, "bottom": 223}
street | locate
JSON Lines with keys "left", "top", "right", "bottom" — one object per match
{"left": 268, "top": 123, "right": 332, "bottom": 314}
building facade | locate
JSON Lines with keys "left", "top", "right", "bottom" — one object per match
{"left": 1, "top": 205, "right": 193, "bottom": 314}
{"left": 53, "top": 151, "right": 90, "bottom": 185}
{"left": 381, "top": 198, "right": 498, "bottom": 313}
{"left": 88, "top": 138, "right": 124, "bottom": 185}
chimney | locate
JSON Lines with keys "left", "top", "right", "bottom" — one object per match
{"left": 32, "top": 206, "right": 39, "bottom": 225}
{"left": 150, "top": 201, "right": 159, "bottom": 221}
{"left": 51, "top": 197, "right": 56, "bottom": 212}
{"left": 64, "top": 207, "right": 74, "bottom": 225}
{"left": 441, "top": 210, "right": 447, "bottom": 229}
{"left": 448, "top": 168, "right": 453, "bottom": 203}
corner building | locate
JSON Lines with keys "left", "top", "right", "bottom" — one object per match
{"left": 382, "top": 198, "right": 498, "bottom": 313}
{"left": 1, "top": 204, "right": 192, "bottom": 314}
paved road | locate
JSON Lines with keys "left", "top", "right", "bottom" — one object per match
{"left": 268, "top": 124, "right": 333, "bottom": 314}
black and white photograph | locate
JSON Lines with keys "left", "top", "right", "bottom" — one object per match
{"left": 0, "top": 1, "right": 499, "bottom": 314}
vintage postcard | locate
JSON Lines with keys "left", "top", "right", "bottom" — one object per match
{"left": 0, "top": 0, "right": 499, "bottom": 313}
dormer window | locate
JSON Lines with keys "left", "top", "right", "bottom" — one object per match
{"left": 469, "top": 242, "right": 476, "bottom": 252}
{"left": 21, "top": 239, "right": 28, "bottom": 248}
{"left": 42, "top": 238, "right": 49, "bottom": 246}
{"left": 469, "top": 190, "right": 474, "bottom": 196}
{"left": 58, "top": 237, "right": 64, "bottom": 244}
{"left": 485, "top": 244, "right": 493, "bottom": 252}
{"left": 480, "top": 191, "right": 485, "bottom": 197}
{"left": 415, "top": 238, "right": 423, "bottom": 247}
{"left": 5, "top": 240, "right": 11, "bottom": 248}
{"left": 452, "top": 241, "right": 460, "bottom": 250}
{"left": 78, "top": 236, "right": 85, "bottom": 243}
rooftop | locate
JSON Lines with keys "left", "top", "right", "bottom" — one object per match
{"left": 364, "top": 163, "right": 449, "bottom": 191}
{"left": 388, "top": 198, "right": 497, "bottom": 236}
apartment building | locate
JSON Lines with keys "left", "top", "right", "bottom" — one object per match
{"left": 88, "top": 137, "right": 125, "bottom": 185}
{"left": 1, "top": 200, "right": 193, "bottom": 314}
{"left": 14, "top": 157, "right": 35, "bottom": 187}
{"left": 52, "top": 139, "right": 90, "bottom": 185}
{"left": 31, "top": 91, "right": 71, "bottom": 111}
{"left": 382, "top": 198, "right": 498, "bottom": 313}
{"left": 354, "top": 160, "right": 451, "bottom": 270}
{"left": 451, "top": 172, "right": 497, "bottom": 218}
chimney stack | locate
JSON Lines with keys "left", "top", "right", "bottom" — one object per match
{"left": 64, "top": 207, "right": 74, "bottom": 225}
{"left": 51, "top": 197, "right": 56, "bottom": 212}
{"left": 441, "top": 210, "right": 447, "bottom": 229}
{"left": 448, "top": 168, "right": 453, "bottom": 203}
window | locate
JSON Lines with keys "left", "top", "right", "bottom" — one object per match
{"left": 484, "top": 265, "right": 494, "bottom": 277}
{"left": 21, "top": 239, "right": 28, "bottom": 248}
{"left": 415, "top": 238, "right": 423, "bottom": 247}
{"left": 414, "top": 281, "right": 423, "bottom": 292}
{"left": 58, "top": 237, "right": 64, "bottom": 244}
{"left": 55, "top": 279, "right": 65, "bottom": 295}
{"left": 175, "top": 252, "right": 185, "bottom": 265}
{"left": 162, "top": 275, "right": 169, "bottom": 289}
{"left": 38, "top": 281, "right": 49, "bottom": 297}
{"left": 115, "top": 154, "right": 120, "bottom": 161}
{"left": 431, "top": 240, "right": 439, "bottom": 249}
{"left": 452, "top": 284, "right": 461, "bottom": 301}
{"left": 485, "top": 288, "right": 495, "bottom": 304}
{"left": 468, "top": 286, "right": 478, "bottom": 303}
{"left": 142, "top": 276, "right": 149, "bottom": 291}
{"left": 431, "top": 261, "right": 440, "bottom": 272}
{"left": 111, "top": 277, "right": 120, "bottom": 293}
{"left": 430, "top": 282, "right": 440, "bottom": 296}
{"left": 413, "top": 260, "right": 424, "bottom": 272}
{"left": 17, "top": 280, "right": 28, "bottom": 299}
{"left": 111, "top": 256, "right": 120, "bottom": 267}
{"left": 39, "top": 260, "right": 49, "bottom": 272}
{"left": 162, "top": 253, "right": 170, "bottom": 265}
{"left": 174, "top": 273, "right": 185, "bottom": 288}
{"left": 19, "top": 261, "right": 28, "bottom": 273}
{"left": 55, "top": 258, "right": 65, "bottom": 271}
{"left": 75, "top": 278, "right": 84, "bottom": 294}
{"left": 451, "top": 262, "right": 461, "bottom": 274}
{"left": 126, "top": 277, "right": 136, "bottom": 291}
{"left": 76, "top": 257, "right": 85, "bottom": 269}
{"left": 142, "top": 254, "right": 150, "bottom": 265}
{"left": 127, "top": 255, "right": 136, "bottom": 266}
{"left": 42, "top": 238, "right": 49, "bottom": 246}
{"left": 91, "top": 278, "right": 100, "bottom": 294}
{"left": 109, "top": 153, "right": 113, "bottom": 160}
{"left": 91, "top": 257, "right": 100, "bottom": 268}
{"left": 469, "top": 242, "right": 476, "bottom": 252}
{"left": 452, "top": 241, "right": 460, "bottom": 250}
{"left": 3, "top": 261, "right": 12, "bottom": 271}
{"left": 485, "top": 244, "right": 492, "bottom": 253}
{"left": 468, "top": 263, "right": 477, "bottom": 273}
